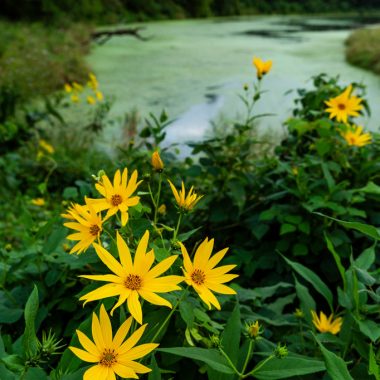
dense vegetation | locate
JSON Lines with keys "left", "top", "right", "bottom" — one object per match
{"left": 1, "top": 0, "right": 380, "bottom": 22}
{"left": 346, "top": 26, "right": 380, "bottom": 75}
{"left": 1, "top": 46, "right": 379, "bottom": 379}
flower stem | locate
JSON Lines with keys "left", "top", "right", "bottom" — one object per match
{"left": 240, "top": 340, "right": 254, "bottom": 378}
{"left": 151, "top": 288, "right": 188, "bottom": 343}
{"left": 153, "top": 173, "right": 162, "bottom": 226}
{"left": 219, "top": 348, "right": 242, "bottom": 377}
{"left": 173, "top": 213, "right": 183, "bottom": 241}
{"left": 247, "top": 354, "right": 275, "bottom": 378}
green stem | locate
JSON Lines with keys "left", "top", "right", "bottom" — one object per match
{"left": 219, "top": 348, "right": 242, "bottom": 377}
{"left": 151, "top": 288, "right": 188, "bottom": 343}
{"left": 153, "top": 173, "right": 162, "bottom": 226}
{"left": 148, "top": 182, "right": 157, "bottom": 208}
{"left": 240, "top": 340, "right": 254, "bottom": 378}
{"left": 173, "top": 213, "right": 183, "bottom": 240}
{"left": 247, "top": 354, "right": 275, "bottom": 378}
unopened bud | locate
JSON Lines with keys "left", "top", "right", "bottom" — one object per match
{"left": 151, "top": 151, "right": 164, "bottom": 172}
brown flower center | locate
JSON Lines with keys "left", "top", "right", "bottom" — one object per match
{"left": 338, "top": 103, "right": 346, "bottom": 110}
{"left": 89, "top": 224, "right": 101, "bottom": 236}
{"left": 100, "top": 349, "right": 117, "bottom": 367}
{"left": 191, "top": 269, "right": 206, "bottom": 285}
{"left": 124, "top": 274, "right": 142, "bottom": 290}
{"left": 111, "top": 194, "right": 123, "bottom": 206}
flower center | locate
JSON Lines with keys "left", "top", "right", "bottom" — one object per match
{"left": 111, "top": 194, "right": 123, "bottom": 206}
{"left": 100, "top": 349, "right": 117, "bottom": 367}
{"left": 338, "top": 103, "right": 346, "bottom": 110}
{"left": 124, "top": 274, "right": 142, "bottom": 290}
{"left": 191, "top": 269, "right": 206, "bottom": 285}
{"left": 89, "top": 224, "right": 101, "bottom": 236}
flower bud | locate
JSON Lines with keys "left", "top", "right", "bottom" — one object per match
{"left": 274, "top": 343, "right": 288, "bottom": 359}
{"left": 151, "top": 151, "right": 164, "bottom": 172}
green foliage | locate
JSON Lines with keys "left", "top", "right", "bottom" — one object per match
{"left": 346, "top": 26, "right": 380, "bottom": 75}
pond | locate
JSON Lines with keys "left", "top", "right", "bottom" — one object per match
{"left": 88, "top": 15, "right": 380, "bottom": 148}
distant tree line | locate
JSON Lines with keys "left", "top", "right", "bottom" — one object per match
{"left": 1, "top": 0, "right": 379, "bottom": 23}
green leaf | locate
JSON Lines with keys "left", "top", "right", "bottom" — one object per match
{"left": 179, "top": 300, "right": 194, "bottom": 327}
{"left": 0, "top": 305, "right": 23, "bottom": 324}
{"left": 356, "top": 181, "right": 380, "bottom": 195}
{"left": 321, "top": 162, "right": 335, "bottom": 191}
{"left": 280, "top": 253, "right": 333, "bottom": 311}
{"left": 314, "top": 213, "right": 380, "bottom": 240}
{"left": 221, "top": 303, "right": 240, "bottom": 365}
{"left": 314, "top": 335, "right": 353, "bottom": 380}
{"left": 355, "top": 318, "right": 380, "bottom": 342}
{"left": 24, "top": 367, "right": 48, "bottom": 380}
{"left": 253, "top": 355, "right": 325, "bottom": 379}
{"left": 23, "top": 285, "right": 39, "bottom": 358}
{"left": 178, "top": 226, "right": 202, "bottom": 242}
{"left": 280, "top": 224, "right": 297, "bottom": 235}
{"left": 355, "top": 243, "right": 376, "bottom": 270}
{"left": 148, "top": 355, "right": 162, "bottom": 380}
{"left": 158, "top": 347, "right": 234, "bottom": 374}
{"left": 325, "top": 233, "right": 346, "bottom": 291}
{"left": 42, "top": 226, "right": 67, "bottom": 255}
{"left": 294, "top": 275, "right": 316, "bottom": 324}
{"left": 369, "top": 344, "right": 380, "bottom": 380}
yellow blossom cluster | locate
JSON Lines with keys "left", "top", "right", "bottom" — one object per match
{"left": 325, "top": 84, "right": 371, "bottom": 147}
{"left": 62, "top": 155, "right": 239, "bottom": 378}
{"left": 64, "top": 72, "right": 104, "bottom": 105}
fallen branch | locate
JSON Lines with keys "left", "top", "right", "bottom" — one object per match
{"left": 91, "top": 27, "right": 149, "bottom": 45}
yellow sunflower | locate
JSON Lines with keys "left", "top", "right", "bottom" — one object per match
{"left": 79, "top": 230, "right": 183, "bottom": 324}
{"left": 168, "top": 180, "right": 203, "bottom": 211}
{"left": 180, "top": 238, "right": 238, "bottom": 310}
{"left": 311, "top": 310, "right": 342, "bottom": 335}
{"left": 63, "top": 200, "right": 103, "bottom": 254}
{"left": 88, "top": 168, "right": 142, "bottom": 226}
{"left": 325, "top": 84, "right": 363, "bottom": 123}
{"left": 70, "top": 304, "right": 158, "bottom": 380}
{"left": 252, "top": 57, "right": 272, "bottom": 79}
{"left": 341, "top": 125, "right": 371, "bottom": 147}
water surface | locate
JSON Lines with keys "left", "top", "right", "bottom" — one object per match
{"left": 88, "top": 16, "right": 380, "bottom": 147}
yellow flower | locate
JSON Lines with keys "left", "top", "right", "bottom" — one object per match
{"left": 72, "top": 82, "right": 84, "bottom": 92}
{"left": 158, "top": 204, "right": 166, "bottom": 215}
{"left": 71, "top": 94, "right": 80, "bottom": 103}
{"left": 252, "top": 57, "right": 272, "bottom": 79}
{"left": 87, "top": 95, "right": 96, "bottom": 105}
{"left": 341, "top": 125, "right": 371, "bottom": 147}
{"left": 69, "top": 304, "right": 158, "bottom": 380}
{"left": 168, "top": 180, "right": 203, "bottom": 211}
{"left": 79, "top": 230, "right": 183, "bottom": 324}
{"left": 64, "top": 83, "right": 72, "bottom": 93}
{"left": 88, "top": 169, "right": 142, "bottom": 226}
{"left": 88, "top": 73, "right": 99, "bottom": 90}
{"left": 180, "top": 238, "right": 238, "bottom": 310}
{"left": 39, "top": 139, "right": 54, "bottom": 154}
{"left": 311, "top": 310, "right": 342, "bottom": 335}
{"left": 325, "top": 84, "right": 363, "bottom": 123}
{"left": 95, "top": 90, "right": 104, "bottom": 101}
{"left": 63, "top": 200, "right": 103, "bottom": 254}
{"left": 31, "top": 198, "right": 45, "bottom": 206}
{"left": 151, "top": 151, "right": 164, "bottom": 172}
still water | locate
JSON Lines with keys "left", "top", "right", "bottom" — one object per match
{"left": 88, "top": 16, "right": 380, "bottom": 147}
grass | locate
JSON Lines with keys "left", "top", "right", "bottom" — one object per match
{"left": 345, "top": 26, "right": 380, "bottom": 75}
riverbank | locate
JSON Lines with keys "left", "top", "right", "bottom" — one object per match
{"left": 346, "top": 25, "right": 380, "bottom": 75}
